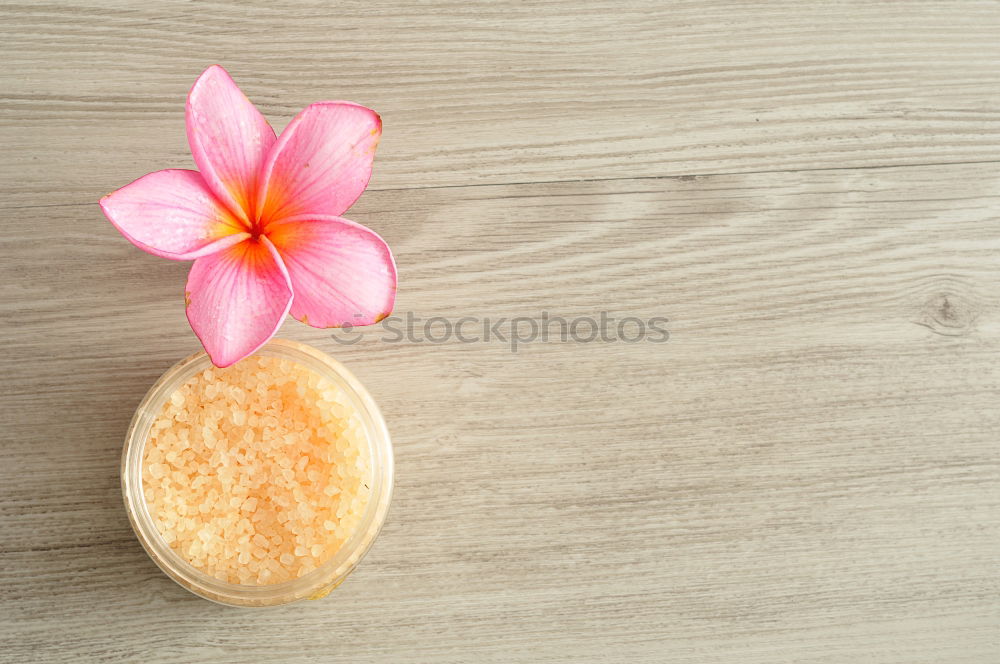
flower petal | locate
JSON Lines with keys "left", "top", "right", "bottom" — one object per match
{"left": 186, "top": 65, "right": 276, "bottom": 222}
{"left": 257, "top": 102, "right": 381, "bottom": 224}
{"left": 100, "top": 169, "right": 250, "bottom": 260}
{"left": 185, "top": 237, "right": 293, "bottom": 367}
{"left": 266, "top": 215, "right": 396, "bottom": 327}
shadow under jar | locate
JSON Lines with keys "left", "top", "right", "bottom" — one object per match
{"left": 121, "top": 339, "right": 393, "bottom": 606}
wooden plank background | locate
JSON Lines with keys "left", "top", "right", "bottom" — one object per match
{"left": 1, "top": 1, "right": 999, "bottom": 662}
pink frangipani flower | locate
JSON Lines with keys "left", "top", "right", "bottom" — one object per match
{"left": 100, "top": 65, "right": 396, "bottom": 367}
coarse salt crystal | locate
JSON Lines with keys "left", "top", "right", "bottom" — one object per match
{"left": 142, "top": 355, "right": 372, "bottom": 586}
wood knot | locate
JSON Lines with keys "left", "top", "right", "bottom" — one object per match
{"left": 914, "top": 292, "right": 978, "bottom": 337}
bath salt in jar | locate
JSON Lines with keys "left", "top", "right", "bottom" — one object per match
{"left": 121, "top": 339, "right": 393, "bottom": 606}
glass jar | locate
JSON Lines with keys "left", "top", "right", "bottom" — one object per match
{"left": 121, "top": 338, "right": 393, "bottom": 606}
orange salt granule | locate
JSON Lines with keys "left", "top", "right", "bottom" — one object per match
{"left": 142, "top": 355, "right": 371, "bottom": 585}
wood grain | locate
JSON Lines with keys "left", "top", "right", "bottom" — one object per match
{"left": 1, "top": 1, "right": 999, "bottom": 663}
{"left": 4, "top": 0, "right": 1000, "bottom": 208}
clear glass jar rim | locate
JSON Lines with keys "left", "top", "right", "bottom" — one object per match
{"left": 121, "top": 339, "right": 394, "bottom": 607}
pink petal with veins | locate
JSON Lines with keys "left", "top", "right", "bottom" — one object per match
{"left": 100, "top": 169, "right": 250, "bottom": 260}
{"left": 267, "top": 215, "right": 396, "bottom": 327}
{"left": 257, "top": 102, "right": 381, "bottom": 225}
{"left": 187, "top": 65, "right": 276, "bottom": 222}
{"left": 185, "top": 237, "right": 293, "bottom": 367}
